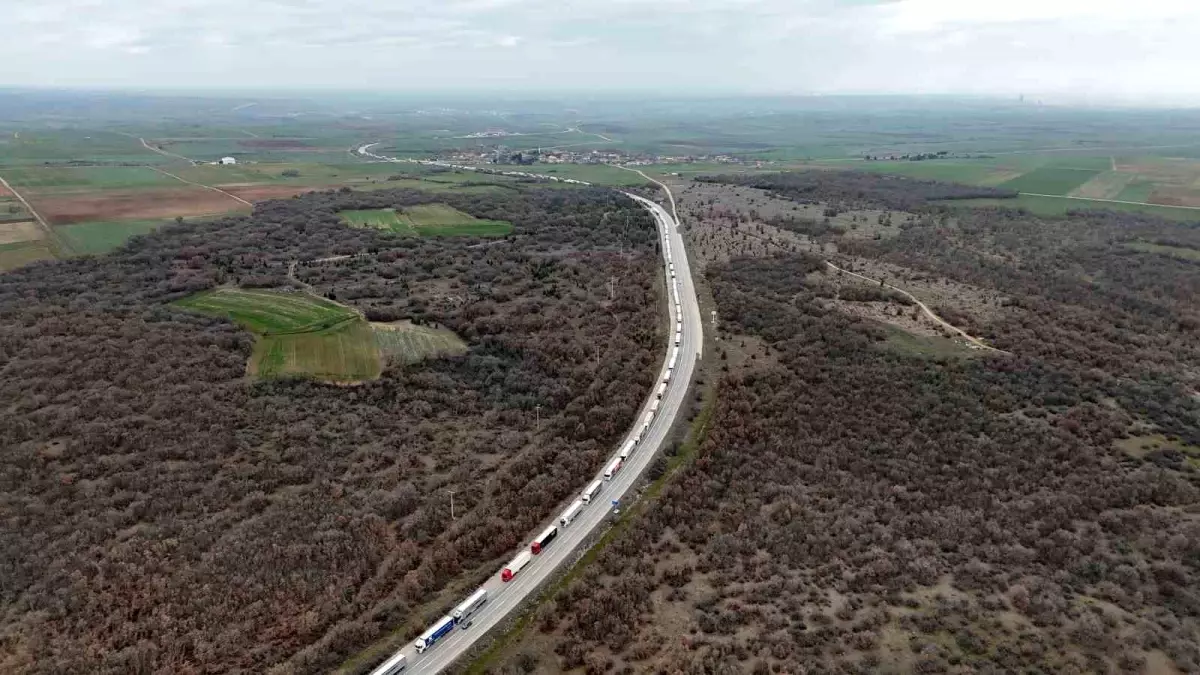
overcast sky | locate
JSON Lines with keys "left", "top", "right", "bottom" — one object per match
{"left": 4, "top": 0, "right": 1200, "bottom": 104}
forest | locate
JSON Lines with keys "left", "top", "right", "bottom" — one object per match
{"left": 698, "top": 170, "right": 1016, "bottom": 211}
{"left": 0, "top": 186, "right": 664, "bottom": 673}
{"left": 495, "top": 174, "right": 1200, "bottom": 673}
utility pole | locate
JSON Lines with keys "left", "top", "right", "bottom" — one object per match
{"left": 711, "top": 310, "right": 718, "bottom": 329}
{"left": 535, "top": 405, "right": 541, "bottom": 432}
{"left": 449, "top": 490, "right": 457, "bottom": 520}
{"left": 609, "top": 276, "right": 616, "bottom": 300}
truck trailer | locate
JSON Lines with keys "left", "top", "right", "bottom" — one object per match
{"left": 414, "top": 615, "right": 456, "bottom": 653}
{"left": 501, "top": 551, "right": 532, "bottom": 582}
{"left": 452, "top": 588, "right": 488, "bottom": 624}
{"left": 368, "top": 652, "right": 407, "bottom": 675}
{"left": 581, "top": 479, "right": 603, "bottom": 503}
{"left": 604, "top": 456, "right": 623, "bottom": 480}
{"left": 650, "top": 398, "right": 661, "bottom": 413}
{"left": 655, "top": 382, "right": 667, "bottom": 399}
{"left": 531, "top": 525, "right": 559, "bottom": 554}
{"left": 559, "top": 499, "right": 585, "bottom": 526}
{"left": 619, "top": 439, "right": 636, "bottom": 459}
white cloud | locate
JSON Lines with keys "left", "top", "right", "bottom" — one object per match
{"left": 0, "top": 0, "right": 1198, "bottom": 103}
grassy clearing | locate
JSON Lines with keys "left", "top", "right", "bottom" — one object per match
{"left": 55, "top": 219, "right": 167, "bottom": 255}
{"left": 999, "top": 167, "right": 1101, "bottom": 195}
{"left": 340, "top": 208, "right": 405, "bottom": 231}
{"left": 174, "top": 288, "right": 357, "bottom": 334}
{"left": 1115, "top": 433, "right": 1200, "bottom": 469}
{"left": 0, "top": 240, "right": 55, "bottom": 271}
{"left": 879, "top": 325, "right": 984, "bottom": 360}
{"left": 373, "top": 321, "right": 468, "bottom": 365}
{"left": 1127, "top": 241, "right": 1200, "bottom": 261}
{"left": 175, "top": 287, "right": 385, "bottom": 382}
{"left": 253, "top": 320, "right": 381, "bottom": 381}
{"left": 341, "top": 204, "right": 512, "bottom": 237}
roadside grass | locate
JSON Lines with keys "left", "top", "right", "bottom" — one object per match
{"left": 465, "top": 380, "right": 717, "bottom": 674}
{"left": 999, "top": 167, "right": 1101, "bottom": 195}
{"left": 529, "top": 163, "right": 651, "bottom": 187}
{"left": 341, "top": 204, "right": 512, "bottom": 237}
{"left": 252, "top": 319, "right": 381, "bottom": 381}
{"left": 373, "top": 321, "right": 468, "bottom": 365}
{"left": 55, "top": 218, "right": 167, "bottom": 255}
{"left": 174, "top": 288, "right": 358, "bottom": 334}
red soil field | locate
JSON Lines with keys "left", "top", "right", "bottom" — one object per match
{"left": 31, "top": 187, "right": 249, "bottom": 225}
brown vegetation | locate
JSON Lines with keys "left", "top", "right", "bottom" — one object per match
{"left": 0, "top": 186, "right": 662, "bottom": 674}
{"left": 493, "top": 173, "right": 1200, "bottom": 674}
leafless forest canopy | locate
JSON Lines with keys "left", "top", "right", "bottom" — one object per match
{"left": 0, "top": 186, "right": 663, "bottom": 674}
{"left": 497, "top": 173, "right": 1200, "bottom": 674}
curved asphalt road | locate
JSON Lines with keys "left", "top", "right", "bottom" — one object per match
{"left": 360, "top": 152, "right": 702, "bottom": 674}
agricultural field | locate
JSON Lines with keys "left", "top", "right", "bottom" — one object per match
{"left": 1126, "top": 241, "right": 1200, "bottom": 261}
{"left": 0, "top": 240, "right": 54, "bottom": 271}
{"left": 997, "top": 166, "right": 1101, "bottom": 195}
{"left": 341, "top": 204, "right": 512, "bottom": 236}
{"left": 254, "top": 320, "right": 382, "bottom": 381}
{"left": 175, "top": 287, "right": 358, "bottom": 335}
{"left": 0, "top": 165, "right": 179, "bottom": 191}
{"left": 373, "top": 320, "right": 469, "bottom": 365}
{"left": 56, "top": 219, "right": 170, "bottom": 255}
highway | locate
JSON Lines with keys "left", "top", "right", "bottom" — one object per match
{"left": 360, "top": 147, "right": 702, "bottom": 674}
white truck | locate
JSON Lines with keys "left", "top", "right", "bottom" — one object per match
{"left": 414, "top": 615, "right": 456, "bottom": 654}
{"left": 559, "top": 499, "right": 585, "bottom": 526}
{"left": 603, "top": 456, "right": 623, "bottom": 481}
{"left": 650, "top": 398, "right": 661, "bottom": 414}
{"left": 619, "top": 439, "right": 636, "bottom": 459}
{"left": 453, "top": 588, "right": 488, "bottom": 626}
{"left": 501, "top": 550, "right": 532, "bottom": 582}
{"left": 581, "top": 479, "right": 603, "bottom": 503}
{"left": 655, "top": 382, "right": 667, "bottom": 399}
{"left": 674, "top": 331, "right": 681, "bottom": 345}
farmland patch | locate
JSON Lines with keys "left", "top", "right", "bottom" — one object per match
{"left": 999, "top": 167, "right": 1101, "bottom": 195}
{"left": 372, "top": 320, "right": 468, "bottom": 366}
{"left": 174, "top": 287, "right": 358, "bottom": 334}
{"left": 30, "top": 186, "right": 248, "bottom": 225}
{"left": 56, "top": 219, "right": 167, "bottom": 255}
{"left": 0, "top": 240, "right": 55, "bottom": 271}
{"left": 341, "top": 204, "right": 512, "bottom": 237}
{"left": 174, "top": 287, "right": 381, "bottom": 381}
{"left": 1070, "top": 171, "right": 1134, "bottom": 199}
{"left": 0, "top": 220, "right": 43, "bottom": 246}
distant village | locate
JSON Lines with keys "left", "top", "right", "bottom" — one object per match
{"left": 442, "top": 147, "right": 769, "bottom": 168}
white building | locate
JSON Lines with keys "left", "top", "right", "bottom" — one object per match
{"left": 220, "top": 157, "right": 237, "bottom": 165}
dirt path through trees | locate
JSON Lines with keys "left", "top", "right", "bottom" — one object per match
{"left": 825, "top": 260, "right": 1008, "bottom": 353}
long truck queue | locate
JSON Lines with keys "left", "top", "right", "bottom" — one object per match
{"left": 370, "top": 198, "right": 683, "bottom": 674}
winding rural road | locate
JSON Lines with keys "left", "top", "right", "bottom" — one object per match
{"left": 359, "top": 149, "right": 702, "bottom": 675}
{"left": 0, "top": 173, "right": 62, "bottom": 249}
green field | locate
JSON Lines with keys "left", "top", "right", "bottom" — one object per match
{"left": 255, "top": 320, "right": 382, "bottom": 381}
{"left": 954, "top": 194, "right": 1200, "bottom": 221}
{"left": 0, "top": 240, "right": 55, "bottom": 271}
{"left": 998, "top": 167, "right": 1101, "bottom": 195}
{"left": 2, "top": 166, "right": 179, "bottom": 191}
{"left": 342, "top": 204, "right": 512, "bottom": 237}
{"left": 175, "top": 288, "right": 358, "bottom": 335}
{"left": 56, "top": 219, "right": 167, "bottom": 255}
{"left": 373, "top": 321, "right": 469, "bottom": 365}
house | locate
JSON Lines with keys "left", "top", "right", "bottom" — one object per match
{"left": 220, "top": 157, "right": 237, "bottom": 165}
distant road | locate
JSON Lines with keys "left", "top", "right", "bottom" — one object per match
{"left": 147, "top": 166, "right": 252, "bottom": 207}
{"left": 139, "top": 137, "right": 198, "bottom": 165}
{"left": 0, "top": 173, "right": 62, "bottom": 250}
{"left": 1018, "top": 191, "right": 1200, "bottom": 211}
{"left": 357, "top": 146, "right": 702, "bottom": 675}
